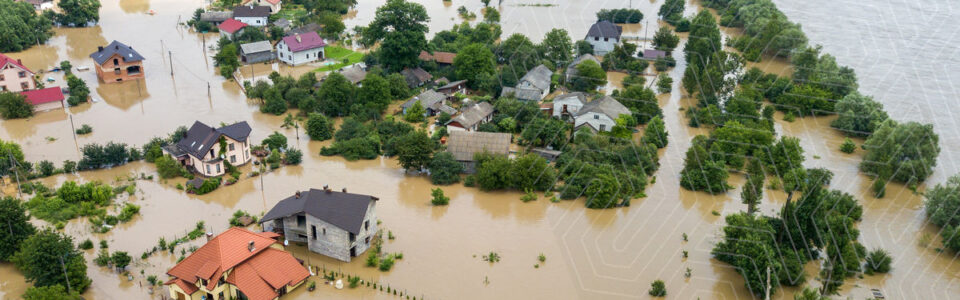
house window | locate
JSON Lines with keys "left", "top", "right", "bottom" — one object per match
{"left": 229, "top": 143, "right": 235, "bottom": 151}
{"left": 297, "top": 215, "right": 306, "bottom": 227}
{"left": 113, "top": 58, "right": 119, "bottom": 66}
{"left": 604, "top": 37, "right": 608, "bottom": 42}
{"left": 365, "top": 237, "right": 370, "bottom": 244}
{"left": 200, "top": 279, "right": 208, "bottom": 287}
{"left": 322, "top": 227, "right": 326, "bottom": 235}
{"left": 364, "top": 221, "right": 369, "bottom": 231}
{"left": 599, "top": 124, "right": 606, "bottom": 131}
{"left": 230, "top": 155, "right": 236, "bottom": 163}
{"left": 0, "top": 86, "right": 6, "bottom": 91}
{"left": 311, "top": 225, "right": 316, "bottom": 239}
{"left": 206, "top": 165, "right": 211, "bottom": 174}
{"left": 0, "top": 74, "right": 5, "bottom": 81}
{"left": 593, "top": 114, "right": 599, "bottom": 119}
{"left": 215, "top": 164, "right": 221, "bottom": 173}
{"left": 18, "top": 71, "right": 26, "bottom": 78}
{"left": 20, "top": 82, "right": 29, "bottom": 89}
{"left": 594, "top": 37, "right": 599, "bottom": 41}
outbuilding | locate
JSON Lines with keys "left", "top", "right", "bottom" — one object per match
{"left": 240, "top": 41, "right": 275, "bottom": 63}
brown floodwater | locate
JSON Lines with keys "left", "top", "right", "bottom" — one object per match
{"left": 1, "top": 0, "right": 958, "bottom": 299}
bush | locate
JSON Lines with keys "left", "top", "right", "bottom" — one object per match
{"left": 261, "top": 132, "right": 288, "bottom": 150}
{"left": 0, "top": 92, "right": 33, "bottom": 119}
{"left": 840, "top": 138, "right": 856, "bottom": 154}
{"left": 306, "top": 113, "right": 334, "bottom": 141}
{"left": 378, "top": 255, "right": 395, "bottom": 271}
{"left": 155, "top": 155, "right": 185, "bottom": 179}
{"left": 36, "top": 160, "right": 56, "bottom": 177}
{"left": 79, "top": 239, "right": 94, "bottom": 250}
{"left": 430, "top": 188, "right": 449, "bottom": 206}
{"left": 428, "top": 152, "right": 464, "bottom": 185}
{"left": 863, "top": 248, "right": 892, "bottom": 274}
{"left": 860, "top": 120, "right": 939, "bottom": 183}
{"left": 285, "top": 149, "right": 303, "bottom": 165}
{"left": 62, "top": 160, "right": 77, "bottom": 173}
{"left": 648, "top": 279, "right": 666, "bottom": 297}
{"left": 75, "top": 124, "right": 93, "bottom": 135}
{"left": 596, "top": 8, "right": 643, "bottom": 23}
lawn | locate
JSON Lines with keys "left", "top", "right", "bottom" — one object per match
{"left": 274, "top": 6, "right": 308, "bottom": 22}
{"left": 315, "top": 46, "right": 366, "bottom": 72}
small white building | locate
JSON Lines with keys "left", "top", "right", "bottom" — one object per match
{"left": 584, "top": 21, "right": 623, "bottom": 56}
{"left": 232, "top": 5, "right": 270, "bottom": 27}
{"left": 500, "top": 64, "right": 553, "bottom": 101}
{"left": 552, "top": 92, "right": 588, "bottom": 119}
{"left": 277, "top": 32, "right": 326, "bottom": 66}
{"left": 574, "top": 96, "right": 631, "bottom": 133}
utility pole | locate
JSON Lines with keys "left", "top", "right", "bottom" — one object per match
{"left": 169, "top": 51, "right": 174, "bottom": 76}
{"left": 60, "top": 255, "right": 72, "bottom": 294}
{"left": 9, "top": 151, "right": 22, "bottom": 199}
{"left": 69, "top": 115, "right": 78, "bottom": 150}
{"left": 765, "top": 265, "right": 771, "bottom": 300}
{"left": 207, "top": 82, "right": 211, "bottom": 98}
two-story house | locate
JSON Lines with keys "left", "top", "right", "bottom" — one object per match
{"left": 162, "top": 121, "right": 253, "bottom": 177}
{"left": 165, "top": 227, "right": 310, "bottom": 300}
{"left": 0, "top": 53, "right": 36, "bottom": 92}
{"left": 89, "top": 40, "right": 145, "bottom": 83}
{"left": 574, "top": 95, "right": 631, "bottom": 133}
{"left": 261, "top": 187, "right": 379, "bottom": 262}
{"left": 500, "top": 64, "right": 553, "bottom": 101}
{"left": 584, "top": 21, "right": 623, "bottom": 56}
{"left": 233, "top": 5, "right": 271, "bottom": 27}
{"left": 276, "top": 32, "right": 325, "bottom": 66}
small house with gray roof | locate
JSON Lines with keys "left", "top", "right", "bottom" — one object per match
{"left": 199, "top": 11, "right": 233, "bottom": 25}
{"left": 239, "top": 41, "right": 274, "bottom": 64}
{"left": 162, "top": 121, "right": 253, "bottom": 177}
{"left": 552, "top": 92, "right": 588, "bottom": 119}
{"left": 501, "top": 64, "right": 553, "bottom": 101}
{"left": 260, "top": 187, "right": 379, "bottom": 262}
{"left": 574, "top": 95, "right": 631, "bottom": 132}
{"left": 446, "top": 102, "right": 494, "bottom": 132}
{"left": 444, "top": 131, "right": 512, "bottom": 173}
{"left": 338, "top": 63, "right": 367, "bottom": 86}
{"left": 585, "top": 20, "right": 623, "bottom": 56}
{"left": 401, "top": 90, "right": 454, "bottom": 116}
{"left": 232, "top": 5, "right": 271, "bottom": 27}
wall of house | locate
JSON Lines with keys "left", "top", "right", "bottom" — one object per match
{"left": 280, "top": 201, "right": 377, "bottom": 262}
{"left": 586, "top": 36, "right": 619, "bottom": 56}
{"left": 33, "top": 101, "right": 63, "bottom": 112}
{"left": 235, "top": 16, "right": 268, "bottom": 27}
{"left": 222, "top": 136, "right": 252, "bottom": 166}
{"left": 277, "top": 42, "right": 324, "bottom": 66}
{"left": 94, "top": 54, "right": 144, "bottom": 83}
{"left": 242, "top": 51, "right": 275, "bottom": 64}
{"left": 574, "top": 112, "right": 617, "bottom": 132}
{"left": 0, "top": 65, "right": 35, "bottom": 92}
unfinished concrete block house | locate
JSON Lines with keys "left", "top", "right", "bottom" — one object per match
{"left": 261, "top": 187, "right": 379, "bottom": 262}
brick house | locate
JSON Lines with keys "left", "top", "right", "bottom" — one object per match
{"left": 0, "top": 53, "right": 36, "bottom": 92}
{"left": 162, "top": 121, "right": 253, "bottom": 177}
{"left": 261, "top": 187, "right": 379, "bottom": 262}
{"left": 89, "top": 41, "right": 145, "bottom": 83}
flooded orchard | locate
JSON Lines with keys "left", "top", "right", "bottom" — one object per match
{"left": 2, "top": 0, "right": 959, "bottom": 299}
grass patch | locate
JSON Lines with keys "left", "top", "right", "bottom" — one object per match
{"left": 274, "top": 6, "right": 308, "bottom": 21}
{"left": 314, "top": 46, "right": 366, "bottom": 72}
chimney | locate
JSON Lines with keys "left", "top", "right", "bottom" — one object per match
{"left": 295, "top": 34, "right": 301, "bottom": 43}
{"left": 16, "top": 59, "right": 22, "bottom": 65}
{"left": 247, "top": 241, "right": 255, "bottom": 252}
{"left": 323, "top": 185, "right": 331, "bottom": 193}
{"left": 341, "top": 187, "right": 347, "bottom": 193}
{"left": 98, "top": 46, "right": 103, "bottom": 52}
{"left": 205, "top": 232, "right": 214, "bottom": 241}
{"left": 295, "top": 191, "right": 301, "bottom": 198}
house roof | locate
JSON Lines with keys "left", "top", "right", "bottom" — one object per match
{"left": 520, "top": 64, "right": 553, "bottom": 91}
{"left": 260, "top": 188, "right": 379, "bottom": 234}
{"left": 89, "top": 40, "right": 144, "bottom": 65}
{"left": 576, "top": 95, "right": 631, "bottom": 119}
{"left": 240, "top": 41, "right": 273, "bottom": 54}
{"left": 401, "top": 90, "right": 446, "bottom": 110}
{"left": 20, "top": 87, "right": 64, "bottom": 105}
{"left": 233, "top": 5, "right": 271, "bottom": 18}
{"left": 401, "top": 67, "right": 432, "bottom": 87}
{"left": 338, "top": 65, "right": 367, "bottom": 84}
{"left": 218, "top": 18, "right": 248, "bottom": 34}
{"left": 0, "top": 53, "right": 33, "bottom": 74}
{"left": 567, "top": 53, "right": 600, "bottom": 74}
{"left": 273, "top": 17, "right": 291, "bottom": 28}
{"left": 642, "top": 49, "right": 668, "bottom": 59}
{"left": 448, "top": 102, "right": 494, "bottom": 129}
{"left": 586, "top": 21, "right": 623, "bottom": 39}
{"left": 281, "top": 32, "right": 326, "bottom": 52}
{"left": 437, "top": 80, "right": 467, "bottom": 91}
{"left": 289, "top": 23, "right": 321, "bottom": 36}
{"left": 553, "top": 92, "right": 588, "bottom": 105}
{"left": 500, "top": 87, "right": 543, "bottom": 101}
{"left": 418, "top": 50, "right": 457, "bottom": 64}
{"left": 445, "top": 131, "right": 512, "bottom": 161}
{"left": 200, "top": 11, "right": 233, "bottom": 22}
{"left": 165, "top": 227, "right": 309, "bottom": 300}
{"left": 175, "top": 121, "right": 252, "bottom": 159}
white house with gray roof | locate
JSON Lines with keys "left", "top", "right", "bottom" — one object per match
{"left": 401, "top": 90, "right": 454, "bottom": 116}
{"left": 501, "top": 64, "right": 553, "bottom": 101}
{"left": 574, "top": 96, "right": 631, "bottom": 132}
{"left": 585, "top": 21, "right": 623, "bottom": 56}
{"left": 552, "top": 92, "right": 588, "bottom": 119}
{"left": 447, "top": 102, "right": 494, "bottom": 132}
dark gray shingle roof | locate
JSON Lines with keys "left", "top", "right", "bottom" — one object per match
{"left": 586, "top": 21, "right": 623, "bottom": 39}
{"left": 401, "top": 90, "right": 446, "bottom": 110}
{"left": 232, "top": 5, "right": 271, "bottom": 18}
{"left": 520, "top": 64, "right": 553, "bottom": 91}
{"left": 448, "top": 102, "right": 494, "bottom": 128}
{"left": 175, "top": 121, "right": 252, "bottom": 159}
{"left": 576, "top": 95, "right": 631, "bottom": 118}
{"left": 89, "top": 41, "right": 145, "bottom": 65}
{"left": 261, "top": 188, "right": 379, "bottom": 234}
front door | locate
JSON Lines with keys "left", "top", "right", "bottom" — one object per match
{"left": 350, "top": 246, "right": 357, "bottom": 257}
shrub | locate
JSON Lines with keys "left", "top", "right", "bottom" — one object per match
{"left": 79, "top": 239, "right": 94, "bottom": 250}
{"left": 94, "top": 249, "right": 110, "bottom": 266}
{"left": 648, "top": 279, "right": 666, "bottom": 297}
{"left": 75, "top": 124, "right": 93, "bottom": 135}
{"left": 155, "top": 155, "right": 185, "bottom": 179}
{"left": 62, "top": 160, "right": 77, "bottom": 173}
{"left": 430, "top": 188, "right": 449, "bottom": 206}
{"left": 863, "top": 248, "right": 892, "bottom": 274}
{"left": 0, "top": 92, "right": 33, "bottom": 119}
{"left": 366, "top": 252, "right": 379, "bottom": 267}
{"left": 284, "top": 149, "right": 303, "bottom": 165}
{"left": 306, "top": 113, "right": 334, "bottom": 141}
{"left": 840, "top": 138, "right": 856, "bottom": 153}
{"left": 261, "top": 132, "right": 288, "bottom": 150}
{"left": 428, "top": 152, "right": 463, "bottom": 185}
{"left": 37, "top": 160, "right": 56, "bottom": 177}
{"left": 378, "top": 255, "right": 395, "bottom": 271}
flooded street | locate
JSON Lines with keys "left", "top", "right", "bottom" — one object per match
{"left": 1, "top": 0, "right": 959, "bottom": 299}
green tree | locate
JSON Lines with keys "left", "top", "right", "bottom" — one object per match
{"left": 618, "top": 85, "right": 662, "bottom": 124}
{"left": 306, "top": 113, "right": 334, "bottom": 141}
{"left": 764, "top": 136, "right": 805, "bottom": 176}
{"left": 428, "top": 152, "right": 464, "bottom": 185}
{"left": 519, "top": 117, "right": 568, "bottom": 149}
{"left": 575, "top": 40, "right": 593, "bottom": 56}
{"left": 260, "top": 88, "right": 287, "bottom": 115}
{"left": 569, "top": 59, "right": 606, "bottom": 92}
{"left": 648, "top": 279, "right": 666, "bottom": 297}
{"left": 317, "top": 72, "right": 356, "bottom": 116}
{"left": 0, "top": 0, "right": 54, "bottom": 52}
{"left": 214, "top": 42, "right": 240, "bottom": 78}
{"left": 658, "top": 0, "right": 684, "bottom": 24}
{"left": 318, "top": 11, "right": 346, "bottom": 40}
{"left": 110, "top": 251, "right": 131, "bottom": 272}
{"left": 261, "top": 132, "right": 288, "bottom": 150}
{"left": 924, "top": 174, "right": 960, "bottom": 229}
{"left": 482, "top": 6, "right": 499, "bottom": 23}
{"left": 362, "top": 0, "right": 430, "bottom": 70}
{"left": 0, "top": 92, "right": 33, "bottom": 119}
{"left": 679, "top": 136, "right": 729, "bottom": 194}
{"left": 430, "top": 188, "right": 450, "bottom": 205}
{"left": 22, "top": 284, "right": 82, "bottom": 300}
{"left": 830, "top": 92, "right": 889, "bottom": 137}
{"left": 51, "top": 0, "right": 101, "bottom": 26}
{"left": 541, "top": 28, "right": 573, "bottom": 65}
{"left": 839, "top": 138, "right": 856, "bottom": 154}
{"left": 656, "top": 73, "right": 673, "bottom": 94}
{"left": 475, "top": 154, "right": 514, "bottom": 191}
{"left": 65, "top": 74, "right": 90, "bottom": 106}
{"left": 741, "top": 158, "right": 764, "bottom": 215}
{"left": 0, "top": 197, "right": 35, "bottom": 261}
{"left": 793, "top": 287, "right": 828, "bottom": 300}
{"left": 585, "top": 173, "right": 623, "bottom": 209}
{"left": 712, "top": 212, "right": 782, "bottom": 298}
{"left": 404, "top": 101, "right": 426, "bottom": 123}
{"left": 154, "top": 155, "right": 183, "bottom": 179}
{"left": 453, "top": 43, "right": 496, "bottom": 89}
{"left": 860, "top": 120, "right": 939, "bottom": 183}
{"left": 641, "top": 115, "right": 668, "bottom": 148}
{"left": 652, "top": 27, "right": 679, "bottom": 52}
{"left": 863, "top": 248, "right": 892, "bottom": 274}
{"left": 512, "top": 154, "right": 555, "bottom": 191}
{"left": 394, "top": 130, "right": 435, "bottom": 171}
{"left": 12, "top": 229, "right": 91, "bottom": 292}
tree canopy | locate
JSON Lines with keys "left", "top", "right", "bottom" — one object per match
{"left": 830, "top": 92, "right": 888, "bottom": 137}
{"left": 454, "top": 43, "right": 496, "bottom": 89}
{"left": 859, "top": 120, "right": 939, "bottom": 183}
{"left": 0, "top": 92, "right": 34, "bottom": 119}
{"left": 363, "top": 0, "right": 429, "bottom": 71}
{"left": 13, "top": 229, "right": 91, "bottom": 293}
{"left": 48, "top": 0, "right": 101, "bottom": 27}
{"left": 0, "top": 0, "right": 54, "bottom": 52}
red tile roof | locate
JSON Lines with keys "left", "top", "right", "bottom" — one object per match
{"left": 282, "top": 32, "right": 325, "bottom": 52}
{"left": 165, "top": 278, "right": 199, "bottom": 295}
{"left": 264, "top": 0, "right": 281, "bottom": 4}
{"left": 0, "top": 53, "right": 33, "bottom": 74}
{"left": 419, "top": 51, "right": 457, "bottom": 64}
{"left": 20, "top": 87, "right": 64, "bottom": 105}
{"left": 218, "top": 18, "right": 248, "bottom": 34}
{"left": 165, "top": 227, "right": 308, "bottom": 299}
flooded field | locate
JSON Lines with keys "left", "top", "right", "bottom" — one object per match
{"left": 1, "top": 0, "right": 959, "bottom": 299}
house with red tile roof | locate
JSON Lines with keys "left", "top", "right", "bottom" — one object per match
{"left": 20, "top": 87, "right": 64, "bottom": 112}
{"left": 165, "top": 227, "right": 310, "bottom": 300}
{"left": 276, "top": 32, "right": 325, "bottom": 66}
{"left": 218, "top": 18, "right": 248, "bottom": 39}
{"left": 0, "top": 53, "right": 36, "bottom": 92}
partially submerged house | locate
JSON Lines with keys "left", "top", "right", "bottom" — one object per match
{"left": 565, "top": 54, "right": 600, "bottom": 82}
{"left": 418, "top": 50, "right": 456, "bottom": 66}
{"left": 400, "top": 67, "right": 432, "bottom": 88}
{"left": 243, "top": 0, "right": 281, "bottom": 13}
{"left": 401, "top": 90, "right": 455, "bottom": 116}
{"left": 445, "top": 131, "right": 512, "bottom": 173}
{"left": 20, "top": 87, "right": 64, "bottom": 112}
{"left": 0, "top": 53, "right": 35, "bottom": 92}
{"left": 261, "top": 187, "right": 379, "bottom": 262}
{"left": 162, "top": 121, "right": 253, "bottom": 177}
{"left": 584, "top": 20, "right": 622, "bottom": 56}
{"left": 218, "top": 18, "right": 248, "bottom": 39}
{"left": 200, "top": 11, "right": 233, "bottom": 26}
{"left": 551, "top": 92, "right": 588, "bottom": 119}
{"left": 277, "top": 32, "right": 326, "bottom": 66}
{"left": 436, "top": 79, "right": 467, "bottom": 97}
{"left": 501, "top": 64, "right": 552, "bottom": 101}
{"left": 574, "top": 95, "right": 631, "bottom": 133}
{"left": 165, "top": 227, "right": 309, "bottom": 300}
{"left": 446, "top": 102, "right": 494, "bottom": 132}
{"left": 240, "top": 41, "right": 274, "bottom": 64}
{"left": 89, "top": 40, "right": 145, "bottom": 84}
{"left": 233, "top": 5, "right": 270, "bottom": 27}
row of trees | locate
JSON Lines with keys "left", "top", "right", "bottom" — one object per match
{"left": 248, "top": 70, "right": 409, "bottom": 121}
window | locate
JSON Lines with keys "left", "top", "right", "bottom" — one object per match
{"left": 113, "top": 58, "right": 119, "bottom": 66}
{"left": 599, "top": 124, "right": 606, "bottom": 131}
{"left": 0, "top": 74, "right": 5, "bottom": 81}
{"left": 365, "top": 237, "right": 370, "bottom": 244}
{"left": 311, "top": 225, "right": 316, "bottom": 239}
{"left": 20, "top": 82, "right": 29, "bottom": 89}
{"left": 18, "top": 71, "right": 26, "bottom": 78}
{"left": 593, "top": 114, "right": 599, "bottom": 119}
{"left": 364, "top": 221, "right": 369, "bottom": 231}
{"left": 297, "top": 215, "right": 306, "bottom": 227}
{"left": 604, "top": 37, "right": 608, "bottom": 42}
{"left": 230, "top": 155, "right": 236, "bottom": 163}
{"left": 206, "top": 165, "right": 211, "bottom": 174}
{"left": 0, "top": 86, "right": 6, "bottom": 91}
{"left": 200, "top": 279, "right": 208, "bottom": 287}
{"left": 229, "top": 143, "right": 235, "bottom": 151}
{"left": 594, "top": 37, "right": 599, "bottom": 41}
{"left": 215, "top": 164, "right": 220, "bottom": 173}
{"left": 322, "top": 227, "right": 326, "bottom": 235}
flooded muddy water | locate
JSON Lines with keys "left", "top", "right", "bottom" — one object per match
{"left": 1, "top": 0, "right": 958, "bottom": 299}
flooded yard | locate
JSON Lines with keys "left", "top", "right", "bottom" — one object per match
{"left": 1, "top": 0, "right": 959, "bottom": 299}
